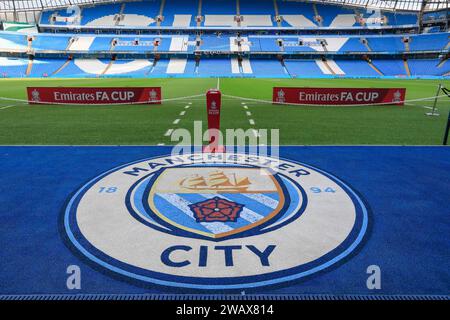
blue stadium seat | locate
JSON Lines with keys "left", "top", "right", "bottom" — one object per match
{"left": 0, "top": 57, "right": 28, "bottom": 77}
{"left": 251, "top": 59, "right": 287, "bottom": 77}
{"left": 90, "top": 37, "right": 113, "bottom": 51}
{"left": 200, "top": 36, "right": 230, "bottom": 51}
{"left": 202, "top": 0, "right": 236, "bottom": 14}
{"left": 408, "top": 59, "right": 449, "bottom": 76}
{"left": 370, "top": 60, "right": 407, "bottom": 76}
{"left": 161, "top": 0, "right": 198, "bottom": 27}
{"left": 81, "top": 3, "right": 121, "bottom": 25}
{"left": 29, "top": 59, "right": 67, "bottom": 77}
{"left": 198, "top": 59, "right": 233, "bottom": 77}
{"left": 409, "top": 33, "right": 449, "bottom": 51}
{"left": 32, "top": 35, "right": 71, "bottom": 51}
{"left": 367, "top": 36, "right": 405, "bottom": 52}
{"left": 284, "top": 59, "right": 323, "bottom": 77}
{"left": 315, "top": 4, "right": 355, "bottom": 27}
{"left": 339, "top": 38, "right": 368, "bottom": 52}
{"left": 240, "top": 0, "right": 274, "bottom": 15}
{"left": 336, "top": 60, "right": 380, "bottom": 77}
{"left": 0, "top": 33, "right": 28, "bottom": 50}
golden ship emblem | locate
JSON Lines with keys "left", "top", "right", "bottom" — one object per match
{"left": 179, "top": 171, "right": 251, "bottom": 193}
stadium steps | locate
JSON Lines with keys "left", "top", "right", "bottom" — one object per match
{"left": 115, "top": 3, "right": 126, "bottom": 26}
{"left": 236, "top": 0, "right": 241, "bottom": 16}
{"left": 231, "top": 58, "right": 240, "bottom": 74}
{"left": 403, "top": 37, "right": 410, "bottom": 52}
{"left": 51, "top": 58, "right": 71, "bottom": 76}
{"left": 99, "top": 59, "right": 114, "bottom": 76}
{"left": 280, "top": 59, "right": 293, "bottom": 78}
{"left": 145, "top": 59, "right": 158, "bottom": 75}
{"left": 437, "top": 58, "right": 447, "bottom": 68}
{"left": 27, "top": 36, "right": 33, "bottom": 51}
{"left": 444, "top": 41, "right": 450, "bottom": 51}
{"left": 197, "top": 0, "right": 203, "bottom": 26}
{"left": 194, "top": 58, "right": 200, "bottom": 74}
{"left": 109, "top": 39, "right": 116, "bottom": 51}
{"left": 26, "top": 58, "right": 33, "bottom": 76}
{"left": 66, "top": 38, "right": 74, "bottom": 51}
{"left": 312, "top": 4, "right": 323, "bottom": 27}
{"left": 158, "top": 0, "right": 166, "bottom": 27}
{"left": 326, "top": 60, "right": 345, "bottom": 75}
{"left": 273, "top": 0, "right": 281, "bottom": 27}
{"left": 366, "top": 60, "right": 384, "bottom": 76}
{"left": 403, "top": 59, "right": 411, "bottom": 76}
{"left": 361, "top": 38, "right": 372, "bottom": 51}
{"left": 316, "top": 59, "right": 334, "bottom": 74}
{"left": 167, "top": 58, "right": 187, "bottom": 74}
{"left": 241, "top": 58, "right": 253, "bottom": 74}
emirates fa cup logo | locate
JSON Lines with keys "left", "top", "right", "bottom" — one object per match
{"left": 277, "top": 89, "right": 285, "bottom": 103}
{"left": 393, "top": 90, "right": 401, "bottom": 103}
{"left": 32, "top": 89, "right": 40, "bottom": 102}
{"left": 149, "top": 89, "right": 158, "bottom": 102}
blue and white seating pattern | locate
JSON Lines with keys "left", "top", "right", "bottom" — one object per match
{"left": 1, "top": 56, "right": 448, "bottom": 78}
{"left": 1, "top": 31, "right": 448, "bottom": 55}
{"left": 39, "top": 0, "right": 419, "bottom": 28}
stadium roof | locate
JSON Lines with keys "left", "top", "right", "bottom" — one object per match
{"left": 0, "top": 0, "right": 448, "bottom": 13}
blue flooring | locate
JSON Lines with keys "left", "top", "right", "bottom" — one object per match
{"left": 0, "top": 146, "right": 448, "bottom": 298}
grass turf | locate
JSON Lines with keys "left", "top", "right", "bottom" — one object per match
{"left": 0, "top": 77, "right": 449, "bottom": 145}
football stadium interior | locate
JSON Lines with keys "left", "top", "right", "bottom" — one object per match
{"left": 0, "top": 0, "right": 449, "bottom": 302}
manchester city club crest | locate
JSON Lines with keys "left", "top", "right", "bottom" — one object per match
{"left": 63, "top": 153, "right": 368, "bottom": 290}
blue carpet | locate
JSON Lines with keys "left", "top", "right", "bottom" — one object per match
{"left": 0, "top": 146, "right": 448, "bottom": 299}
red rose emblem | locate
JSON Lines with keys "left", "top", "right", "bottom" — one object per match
{"left": 189, "top": 197, "right": 244, "bottom": 223}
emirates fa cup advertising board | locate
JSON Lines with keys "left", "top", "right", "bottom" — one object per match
{"left": 273, "top": 87, "right": 407, "bottom": 106}
{"left": 27, "top": 87, "right": 162, "bottom": 105}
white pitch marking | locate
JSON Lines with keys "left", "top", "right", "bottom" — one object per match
{"left": 180, "top": 111, "right": 186, "bottom": 116}
{"left": 157, "top": 143, "right": 165, "bottom": 146}
{"left": 246, "top": 111, "right": 252, "bottom": 116}
{"left": 0, "top": 105, "right": 15, "bottom": 110}
{"left": 249, "top": 119, "right": 255, "bottom": 125}
{"left": 243, "top": 105, "right": 248, "bottom": 109}
{"left": 217, "top": 77, "right": 220, "bottom": 90}
{"left": 173, "top": 119, "right": 180, "bottom": 125}
{"left": 252, "top": 129, "right": 259, "bottom": 137}
{"left": 164, "top": 129, "right": 174, "bottom": 136}
{"left": 185, "top": 105, "right": 190, "bottom": 109}
{"left": 189, "top": 102, "right": 192, "bottom": 105}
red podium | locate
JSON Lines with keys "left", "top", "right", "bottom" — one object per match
{"left": 203, "top": 89, "right": 225, "bottom": 153}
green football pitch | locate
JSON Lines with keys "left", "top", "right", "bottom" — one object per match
{"left": 0, "top": 77, "right": 449, "bottom": 145}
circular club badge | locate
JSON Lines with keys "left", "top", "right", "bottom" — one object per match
{"left": 64, "top": 153, "right": 368, "bottom": 289}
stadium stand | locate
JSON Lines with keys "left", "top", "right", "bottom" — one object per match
{"left": 37, "top": 0, "right": 424, "bottom": 28}
{"left": 0, "top": 0, "right": 448, "bottom": 79}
